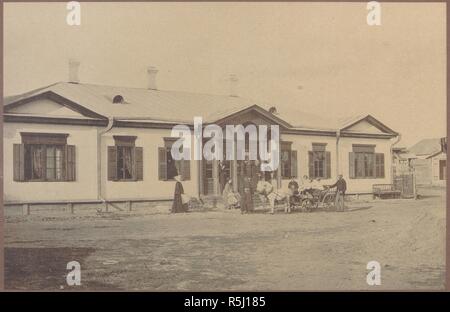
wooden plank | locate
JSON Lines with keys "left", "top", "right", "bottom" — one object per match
{"left": 22, "top": 204, "right": 30, "bottom": 215}
{"left": 67, "top": 203, "right": 74, "bottom": 214}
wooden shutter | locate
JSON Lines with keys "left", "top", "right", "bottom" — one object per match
{"left": 308, "top": 151, "right": 314, "bottom": 178}
{"left": 65, "top": 145, "right": 76, "bottom": 181}
{"left": 349, "top": 152, "right": 356, "bottom": 179}
{"left": 375, "top": 153, "right": 385, "bottom": 178}
{"left": 13, "top": 144, "right": 25, "bottom": 182}
{"left": 134, "top": 147, "right": 143, "bottom": 181}
{"left": 325, "top": 151, "right": 331, "bottom": 179}
{"left": 290, "top": 150, "right": 298, "bottom": 178}
{"left": 107, "top": 146, "right": 118, "bottom": 181}
{"left": 181, "top": 159, "right": 191, "bottom": 181}
{"left": 158, "top": 147, "right": 167, "bottom": 181}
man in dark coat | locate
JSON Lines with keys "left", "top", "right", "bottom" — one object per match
{"left": 240, "top": 177, "right": 254, "bottom": 214}
{"left": 329, "top": 174, "right": 347, "bottom": 212}
{"left": 172, "top": 175, "right": 188, "bottom": 213}
{"left": 218, "top": 162, "right": 228, "bottom": 194}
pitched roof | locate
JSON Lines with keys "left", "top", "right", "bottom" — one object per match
{"left": 4, "top": 82, "right": 262, "bottom": 124}
{"left": 408, "top": 138, "right": 443, "bottom": 156}
{"left": 4, "top": 81, "right": 396, "bottom": 135}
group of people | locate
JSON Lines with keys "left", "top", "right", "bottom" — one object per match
{"left": 221, "top": 173, "right": 347, "bottom": 214}
{"left": 221, "top": 174, "right": 305, "bottom": 214}
{"left": 172, "top": 165, "right": 347, "bottom": 214}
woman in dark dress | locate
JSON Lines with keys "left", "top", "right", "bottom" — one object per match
{"left": 172, "top": 175, "right": 188, "bottom": 213}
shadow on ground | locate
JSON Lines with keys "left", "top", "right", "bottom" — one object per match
{"left": 5, "top": 247, "right": 120, "bottom": 290}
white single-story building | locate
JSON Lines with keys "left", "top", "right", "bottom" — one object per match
{"left": 409, "top": 138, "right": 447, "bottom": 186}
{"left": 392, "top": 147, "right": 416, "bottom": 175}
{"left": 3, "top": 72, "right": 400, "bottom": 208}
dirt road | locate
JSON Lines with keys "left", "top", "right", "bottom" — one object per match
{"left": 4, "top": 186, "right": 445, "bottom": 290}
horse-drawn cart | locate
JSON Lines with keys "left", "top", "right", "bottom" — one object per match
{"left": 290, "top": 188, "right": 337, "bottom": 212}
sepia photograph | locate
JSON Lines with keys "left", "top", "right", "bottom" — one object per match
{"left": 1, "top": 1, "right": 447, "bottom": 293}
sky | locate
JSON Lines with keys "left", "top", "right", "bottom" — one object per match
{"left": 3, "top": 2, "right": 446, "bottom": 147}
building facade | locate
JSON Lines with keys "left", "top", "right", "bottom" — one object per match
{"left": 3, "top": 82, "right": 399, "bottom": 205}
{"left": 409, "top": 138, "right": 447, "bottom": 186}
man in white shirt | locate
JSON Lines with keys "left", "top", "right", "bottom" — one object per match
{"left": 299, "top": 175, "right": 311, "bottom": 191}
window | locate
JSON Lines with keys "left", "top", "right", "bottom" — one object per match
{"left": 158, "top": 138, "right": 190, "bottom": 181}
{"left": 117, "top": 145, "right": 133, "bottom": 180}
{"left": 280, "top": 141, "right": 298, "bottom": 178}
{"left": 349, "top": 145, "right": 384, "bottom": 179}
{"left": 439, "top": 160, "right": 446, "bottom": 180}
{"left": 13, "top": 132, "right": 75, "bottom": 182}
{"left": 45, "top": 145, "right": 64, "bottom": 180}
{"left": 308, "top": 143, "right": 331, "bottom": 179}
{"left": 107, "top": 136, "right": 143, "bottom": 181}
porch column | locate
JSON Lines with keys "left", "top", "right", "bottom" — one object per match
{"left": 197, "top": 160, "right": 203, "bottom": 196}
{"left": 232, "top": 140, "right": 238, "bottom": 192}
{"left": 336, "top": 130, "right": 341, "bottom": 177}
{"left": 277, "top": 156, "right": 282, "bottom": 188}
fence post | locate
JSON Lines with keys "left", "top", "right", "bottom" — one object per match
{"left": 22, "top": 204, "right": 30, "bottom": 215}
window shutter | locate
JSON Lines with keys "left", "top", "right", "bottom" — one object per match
{"left": 107, "top": 146, "right": 118, "bottom": 181}
{"left": 375, "top": 153, "right": 385, "bottom": 178}
{"left": 134, "top": 147, "right": 143, "bottom": 181}
{"left": 349, "top": 152, "right": 356, "bottom": 179}
{"left": 65, "top": 145, "right": 76, "bottom": 181}
{"left": 308, "top": 151, "right": 314, "bottom": 178}
{"left": 181, "top": 159, "right": 191, "bottom": 181}
{"left": 13, "top": 144, "right": 25, "bottom": 181}
{"left": 290, "top": 150, "right": 298, "bottom": 178}
{"left": 325, "top": 151, "right": 331, "bottom": 179}
{"left": 158, "top": 147, "right": 167, "bottom": 181}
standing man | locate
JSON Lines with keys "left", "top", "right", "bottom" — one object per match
{"left": 240, "top": 177, "right": 254, "bottom": 214}
{"left": 329, "top": 174, "right": 347, "bottom": 212}
{"left": 218, "top": 161, "right": 228, "bottom": 195}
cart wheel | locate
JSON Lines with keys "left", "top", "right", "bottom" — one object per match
{"left": 322, "top": 194, "right": 334, "bottom": 211}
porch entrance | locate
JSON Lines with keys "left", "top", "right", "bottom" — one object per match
{"left": 201, "top": 159, "right": 275, "bottom": 196}
{"left": 198, "top": 109, "right": 284, "bottom": 197}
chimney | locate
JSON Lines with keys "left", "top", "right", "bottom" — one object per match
{"left": 441, "top": 137, "right": 447, "bottom": 153}
{"left": 68, "top": 59, "right": 80, "bottom": 83}
{"left": 227, "top": 74, "right": 238, "bottom": 97}
{"left": 268, "top": 106, "right": 278, "bottom": 114}
{"left": 147, "top": 66, "right": 158, "bottom": 90}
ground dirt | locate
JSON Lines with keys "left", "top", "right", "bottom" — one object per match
{"left": 4, "top": 186, "right": 446, "bottom": 291}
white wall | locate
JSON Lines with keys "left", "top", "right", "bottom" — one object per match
{"left": 4, "top": 121, "right": 396, "bottom": 202}
{"left": 101, "top": 127, "right": 199, "bottom": 200}
{"left": 281, "top": 133, "right": 394, "bottom": 193}
{"left": 3, "top": 122, "right": 99, "bottom": 201}
{"left": 431, "top": 152, "right": 446, "bottom": 186}
{"left": 8, "top": 99, "right": 82, "bottom": 117}
{"left": 338, "top": 137, "right": 393, "bottom": 193}
{"left": 281, "top": 133, "right": 337, "bottom": 186}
